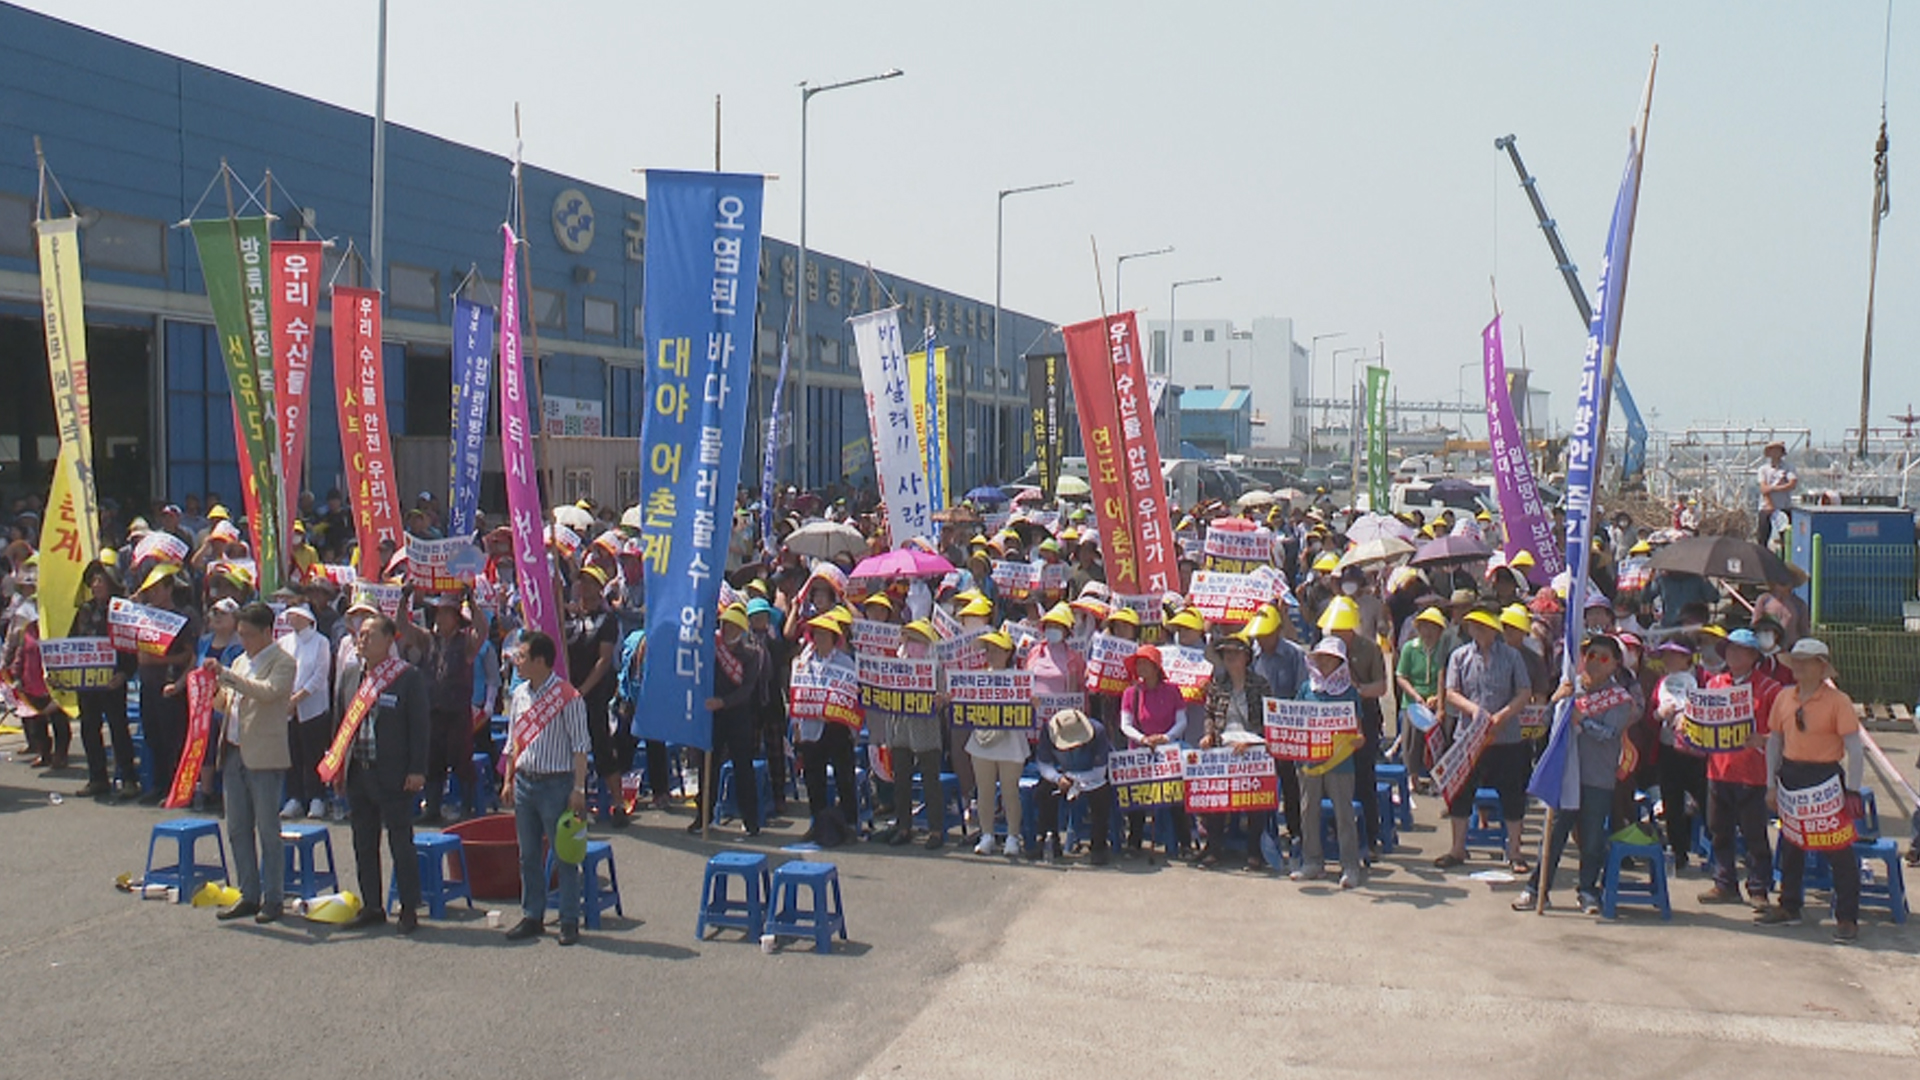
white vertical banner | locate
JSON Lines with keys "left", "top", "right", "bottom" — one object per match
{"left": 850, "top": 306, "right": 932, "bottom": 546}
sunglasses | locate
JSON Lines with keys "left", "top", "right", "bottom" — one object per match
{"left": 1794, "top": 705, "right": 1806, "bottom": 733}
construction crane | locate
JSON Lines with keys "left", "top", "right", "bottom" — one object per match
{"left": 1495, "top": 134, "right": 1650, "bottom": 485}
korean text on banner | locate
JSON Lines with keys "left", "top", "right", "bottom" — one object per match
{"left": 1203, "top": 525, "right": 1273, "bottom": 574}
{"left": 1063, "top": 320, "right": 1139, "bottom": 594}
{"left": 856, "top": 654, "right": 937, "bottom": 715}
{"left": 947, "top": 669, "right": 1035, "bottom": 731}
{"left": 404, "top": 534, "right": 483, "bottom": 592}
{"left": 35, "top": 215, "right": 99, "bottom": 653}
{"left": 1111, "top": 745, "right": 1185, "bottom": 811}
{"left": 39, "top": 637, "right": 117, "bottom": 692}
{"left": 1027, "top": 353, "right": 1066, "bottom": 503}
{"left": 848, "top": 618, "right": 905, "bottom": 656}
{"left": 1158, "top": 644, "right": 1214, "bottom": 704}
{"left": 448, "top": 297, "right": 495, "bottom": 539}
{"left": 1777, "top": 772, "right": 1858, "bottom": 852}
{"left": 1181, "top": 747, "right": 1278, "bottom": 814}
{"left": 790, "top": 656, "right": 863, "bottom": 728}
{"left": 1680, "top": 685, "right": 1756, "bottom": 754}
{"left": 851, "top": 307, "right": 933, "bottom": 546}
{"left": 270, "top": 241, "right": 321, "bottom": 539}
{"left": 1083, "top": 632, "right": 1133, "bottom": 695}
{"left": 1187, "top": 570, "right": 1267, "bottom": 625}
{"left": 494, "top": 225, "right": 565, "bottom": 676}
{"left": 1482, "top": 316, "right": 1561, "bottom": 578}
{"left": 907, "top": 343, "right": 951, "bottom": 511}
{"left": 330, "top": 287, "right": 402, "bottom": 578}
{"left": 1365, "top": 366, "right": 1390, "bottom": 511}
{"left": 1263, "top": 699, "right": 1359, "bottom": 764}
{"left": 107, "top": 597, "right": 188, "bottom": 657}
{"left": 634, "top": 171, "right": 764, "bottom": 753}
{"left": 1102, "top": 313, "right": 1177, "bottom": 593}
{"left": 188, "top": 218, "right": 282, "bottom": 593}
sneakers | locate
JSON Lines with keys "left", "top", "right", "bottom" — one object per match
{"left": 308, "top": 798, "right": 327, "bottom": 820}
{"left": 1338, "top": 873, "right": 1359, "bottom": 890}
{"left": 1578, "top": 893, "right": 1601, "bottom": 916}
{"left": 1754, "top": 904, "right": 1803, "bottom": 927}
{"left": 973, "top": 834, "right": 996, "bottom": 856}
{"left": 1003, "top": 836, "right": 1022, "bottom": 859}
{"left": 1832, "top": 921, "right": 1858, "bottom": 945}
{"left": 1289, "top": 866, "right": 1325, "bottom": 882}
{"left": 279, "top": 798, "right": 303, "bottom": 820}
{"left": 1697, "top": 886, "right": 1745, "bottom": 905}
{"left": 1511, "top": 890, "right": 1541, "bottom": 912}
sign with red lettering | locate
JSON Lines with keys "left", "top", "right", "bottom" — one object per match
{"left": 1180, "top": 746, "right": 1278, "bottom": 814}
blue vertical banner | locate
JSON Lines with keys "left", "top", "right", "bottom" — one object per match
{"left": 448, "top": 297, "right": 495, "bottom": 539}
{"left": 635, "top": 170, "right": 765, "bottom": 752}
{"left": 920, "top": 324, "right": 944, "bottom": 517}
{"left": 760, "top": 303, "right": 793, "bottom": 557}
{"left": 1529, "top": 129, "right": 1644, "bottom": 813}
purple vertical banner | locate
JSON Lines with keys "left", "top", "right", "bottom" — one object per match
{"left": 760, "top": 304, "right": 793, "bottom": 558}
{"left": 1482, "top": 315, "right": 1562, "bottom": 583}
{"left": 449, "top": 297, "right": 495, "bottom": 540}
{"left": 498, "top": 224, "right": 565, "bottom": 676}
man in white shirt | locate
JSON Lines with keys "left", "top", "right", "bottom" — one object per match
{"left": 279, "top": 605, "right": 335, "bottom": 820}
{"left": 500, "top": 631, "right": 591, "bottom": 946}
{"left": 1755, "top": 440, "right": 1797, "bottom": 546}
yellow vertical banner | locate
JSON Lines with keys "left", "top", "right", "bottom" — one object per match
{"left": 35, "top": 216, "right": 99, "bottom": 716}
{"left": 907, "top": 347, "right": 950, "bottom": 507}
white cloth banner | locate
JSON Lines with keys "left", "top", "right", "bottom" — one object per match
{"left": 850, "top": 307, "right": 933, "bottom": 546}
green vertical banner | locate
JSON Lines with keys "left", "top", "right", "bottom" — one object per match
{"left": 189, "top": 217, "right": 282, "bottom": 592}
{"left": 1365, "top": 365, "right": 1390, "bottom": 511}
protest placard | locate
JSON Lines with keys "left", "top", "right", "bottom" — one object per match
{"left": 350, "top": 581, "right": 404, "bottom": 619}
{"left": 1034, "top": 691, "right": 1086, "bottom": 724}
{"left": 849, "top": 618, "right": 905, "bottom": 656}
{"left": 404, "top": 534, "right": 485, "bottom": 592}
{"left": 1084, "top": 632, "right": 1134, "bottom": 695}
{"left": 1680, "top": 684, "right": 1756, "bottom": 754}
{"left": 1158, "top": 644, "right": 1214, "bottom": 703}
{"left": 1111, "top": 744, "right": 1185, "bottom": 810}
{"left": 1262, "top": 698, "right": 1360, "bottom": 765}
{"left": 40, "top": 637, "right": 118, "bottom": 691}
{"left": 1518, "top": 703, "right": 1551, "bottom": 741}
{"left": 990, "top": 560, "right": 1039, "bottom": 601}
{"left": 1430, "top": 706, "right": 1491, "bottom": 805}
{"left": 790, "top": 658, "right": 863, "bottom": 727}
{"left": 1180, "top": 746, "right": 1278, "bottom": 813}
{"left": 1203, "top": 524, "right": 1274, "bottom": 574}
{"left": 1187, "top": 571, "right": 1267, "bottom": 624}
{"left": 948, "top": 669, "right": 1035, "bottom": 730}
{"left": 934, "top": 626, "right": 988, "bottom": 670}
{"left": 133, "top": 530, "right": 188, "bottom": 566}
{"left": 106, "top": 597, "right": 188, "bottom": 658}
{"left": 1777, "top": 772, "right": 1858, "bottom": 852}
{"left": 856, "top": 654, "right": 938, "bottom": 714}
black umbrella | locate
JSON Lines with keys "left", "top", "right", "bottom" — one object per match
{"left": 1411, "top": 534, "right": 1492, "bottom": 567}
{"left": 1647, "top": 535, "right": 1805, "bottom": 587}
{"left": 1427, "top": 477, "right": 1481, "bottom": 500}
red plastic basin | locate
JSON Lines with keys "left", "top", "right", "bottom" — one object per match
{"left": 443, "top": 814, "right": 525, "bottom": 901}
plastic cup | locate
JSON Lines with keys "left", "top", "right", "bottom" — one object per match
{"left": 760, "top": 933, "right": 776, "bottom": 954}
{"left": 486, "top": 910, "right": 503, "bottom": 929}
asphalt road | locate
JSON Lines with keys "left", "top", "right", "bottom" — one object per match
{"left": 3, "top": 725, "right": 1917, "bottom": 1080}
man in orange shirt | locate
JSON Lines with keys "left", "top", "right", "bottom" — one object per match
{"left": 1758, "top": 638, "right": 1864, "bottom": 943}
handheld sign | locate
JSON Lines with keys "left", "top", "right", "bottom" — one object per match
{"left": 790, "top": 658, "right": 863, "bottom": 728}
{"left": 1777, "top": 772, "right": 1857, "bottom": 852}
{"left": 1203, "top": 524, "right": 1273, "bottom": 574}
{"left": 1084, "top": 632, "right": 1134, "bottom": 695}
{"left": 405, "top": 534, "right": 482, "bottom": 592}
{"left": 1111, "top": 744, "right": 1185, "bottom": 810}
{"left": 1680, "top": 685, "right": 1756, "bottom": 754}
{"left": 1180, "top": 746, "right": 1278, "bottom": 814}
{"left": 948, "top": 669, "right": 1035, "bottom": 730}
{"left": 849, "top": 618, "right": 905, "bottom": 656}
{"left": 1263, "top": 698, "right": 1360, "bottom": 766}
{"left": 1158, "top": 644, "right": 1214, "bottom": 703}
{"left": 856, "top": 654, "right": 938, "bottom": 715}
{"left": 106, "top": 597, "right": 189, "bottom": 658}
{"left": 1187, "top": 571, "right": 1266, "bottom": 625}
{"left": 40, "top": 637, "right": 119, "bottom": 691}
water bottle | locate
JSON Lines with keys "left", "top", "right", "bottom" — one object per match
{"left": 47, "top": 792, "right": 63, "bottom": 805}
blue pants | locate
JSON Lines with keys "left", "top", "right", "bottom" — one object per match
{"left": 222, "top": 748, "right": 286, "bottom": 908}
{"left": 1534, "top": 784, "right": 1613, "bottom": 901}
{"left": 514, "top": 771, "right": 580, "bottom": 924}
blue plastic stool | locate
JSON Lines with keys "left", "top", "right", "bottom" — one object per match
{"left": 1318, "top": 798, "right": 1368, "bottom": 860}
{"left": 1849, "top": 837, "right": 1908, "bottom": 924}
{"left": 713, "top": 759, "right": 772, "bottom": 828}
{"left": 1465, "top": 788, "right": 1509, "bottom": 853}
{"left": 544, "top": 839, "right": 624, "bottom": 929}
{"left": 1856, "top": 787, "right": 1881, "bottom": 839}
{"left": 1773, "top": 835, "right": 1835, "bottom": 892}
{"left": 391, "top": 830, "right": 474, "bottom": 918}
{"left": 280, "top": 822, "right": 338, "bottom": 900}
{"left": 143, "top": 818, "right": 230, "bottom": 902}
{"left": 1601, "top": 840, "right": 1672, "bottom": 920}
{"left": 1376, "top": 762, "right": 1414, "bottom": 829}
{"left": 697, "top": 851, "right": 771, "bottom": 940}
{"left": 764, "top": 860, "right": 848, "bottom": 953}
{"left": 470, "top": 753, "right": 498, "bottom": 813}
{"left": 1374, "top": 782, "right": 1399, "bottom": 853}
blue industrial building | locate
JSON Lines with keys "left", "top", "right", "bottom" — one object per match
{"left": 1178, "top": 387, "right": 1252, "bottom": 458}
{"left": 0, "top": 2, "right": 1050, "bottom": 517}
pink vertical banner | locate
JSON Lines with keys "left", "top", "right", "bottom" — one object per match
{"left": 1482, "top": 315, "right": 1562, "bottom": 581}
{"left": 499, "top": 224, "right": 565, "bottom": 675}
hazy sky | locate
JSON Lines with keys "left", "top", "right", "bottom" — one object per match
{"left": 19, "top": 1, "right": 1916, "bottom": 440}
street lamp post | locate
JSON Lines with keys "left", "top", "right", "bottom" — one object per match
{"left": 1166, "top": 275, "right": 1222, "bottom": 380}
{"left": 1329, "top": 346, "right": 1365, "bottom": 438}
{"left": 1114, "top": 245, "right": 1173, "bottom": 317}
{"left": 1308, "top": 331, "right": 1345, "bottom": 464}
{"left": 993, "top": 181, "right": 1071, "bottom": 484}
{"left": 1456, "top": 361, "right": 1478, "bottom": 442}
{"left": 795, "top": 67, "right": 903, "bottom": 488}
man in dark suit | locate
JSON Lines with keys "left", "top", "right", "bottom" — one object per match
{"left": 331, "top": 614, "right": 432, "bottom": 934}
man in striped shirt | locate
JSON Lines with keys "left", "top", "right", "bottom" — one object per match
{"left": 499, "top": 631, "right": 591, "bottom": 946}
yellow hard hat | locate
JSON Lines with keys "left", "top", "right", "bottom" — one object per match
{"left": 980, "top": 629, "right": 1015, "bottom": 653}
{"left": 805, "top": 614, "right": 845, "bottom": 637}
{"left": 862, "top": 593, "right": 894, "bottom": 613}
{"left": 1166, "top": 608, "right": 1206, "bottom": 633}
{"left": 140, "top": 563, "right": 182, "bottom": 593}
{"left": 1312, "top": 552, "right": 1340, "bottom": 573}
{"left": 719, "top": 606, "right": 749, "bottom": 632}
{"left": 1105, "top": 607, "right": 1141, "bottom": 628}
{"left": 959, "top": 596, "right": 994, "bottom": 619}
{"left": 304, "top": 891, "right": 365, "bottom": 924}
{"left": 1509, "top": 549, "right": 1536, "bottom": 569}
{"left": 1245, "top": 603, "right": 1283, "bottom": 638}
{"left": 1415, "top": 606, "right": 1448, "bottom": 629}
{"left": 207, "top": 504, "right": 232, "bottom": 522}
{"left": 903, "top": 619, "right": 937, "bottom": 642}
{"left": 1041, "top": 603, "right": 1074, "bottom": 629}
{"left": 1317, "top": 597, "right": 1359, "bottom": 632}
{"left": 1500, "top": 604, "right": 1532, "bottom": 633}
{"left": 1463, "top": 609, "right": 1502, "bottom": 632}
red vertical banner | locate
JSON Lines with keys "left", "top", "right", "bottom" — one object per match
{"left": 270, "top": 241, "right": 321, "bottom": 549}
{"left": 1104, "top": 312, "right": 1177, "bottom": 595}
{"left": 330, "top": 287, "right": 401, "bottom": 579}
{"left": 1062, "top": 316, "right": 1140, "bottom": 595}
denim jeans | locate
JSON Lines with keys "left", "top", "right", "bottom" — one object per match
{"left": 1535, "top": 784, "right": 1613, "bottom": 901}
{"left": 514, "top": 771, "right": 580, "bottom": 924}
{"left": 222, "top": 748, "right": 286, "bottom": 908}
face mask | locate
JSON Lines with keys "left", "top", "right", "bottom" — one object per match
{"left": 1044, "top": 627, "right": 1065, "bottom": 645}
{"left": 903, "top": 641, "right": 930, "bottom": 659}
{"left": 1699, "top": 646, "right": 1725, "bottom": 671}
{"left": 1757, "top": 632, "right": 1777, "bottom": 651}
{"left": 1341, "top": 581, "right": 1360, "bottom": 596}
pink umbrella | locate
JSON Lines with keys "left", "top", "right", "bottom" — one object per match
{"left": 850, "top": 548, "right": 955, "bottom": 579}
